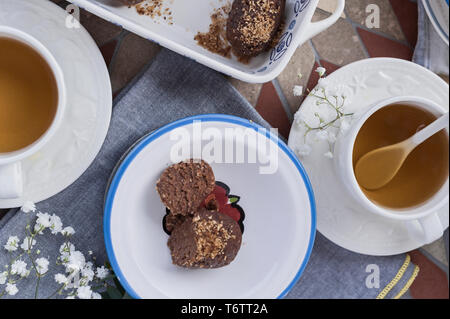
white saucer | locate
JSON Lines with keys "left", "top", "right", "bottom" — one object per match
{"left": 0, "top": 0, "right": 112, "bottom": 208}
{"left": 288, "top": 58, "right": 449, "bottom": 256}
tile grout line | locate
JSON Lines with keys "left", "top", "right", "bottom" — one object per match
{"left": 343, "top": 8, "right": 371, "bottom": 59}
{"left": 346, "top": 15, "right": 413, "bottom": 49}
{"left": 308, "top": 39, "right": 323, "bottom": 66}
{"left": 351, "top": 21, "right": 413, "bottom": 49}
{"left": 269, "top": 39, "right": 323, "bottom": 123}
{"left": 271, "top": 79, "right": 294, "bottom": 123}
{"left": 418, "top": 247, "right": 450, "bottom": 281}
{"left": 107, "top": 30, "right": 128, "bottom": 74}
{"left": 320, "top": 5, "right": 414, "bottom": 49}
{"left": 386, "top": 0, "right": 411, "bottom": 47}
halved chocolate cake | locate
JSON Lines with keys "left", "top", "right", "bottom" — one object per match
{"left": 156, "top": 159, "right": 215, "bottom": 216}
{"left": 167, "top": 208, "right": 242, "bottom": 268}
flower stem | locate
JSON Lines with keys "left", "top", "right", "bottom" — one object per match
{"left": 35, "top": 275, "right": 40, "bottom": 299}
{"left": 46, "top": 283, "right": 66, "bottom": 299}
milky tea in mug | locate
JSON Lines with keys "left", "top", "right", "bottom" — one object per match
{"left": 0, "top": 37, "right": 58, "bottom": 153}
{"left": 352, "top": 104, "right": 449, "bottom": 209}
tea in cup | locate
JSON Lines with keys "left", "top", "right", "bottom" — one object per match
{"left": 334, "top": 96, "right": 449, "bottom": 244}
{"left": 0, "top": 26, "right": 66, "bottom": 199}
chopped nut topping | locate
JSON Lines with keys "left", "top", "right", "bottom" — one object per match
{"left": 237, "top": 0, "right": 279, "bottom": 47}
{"left": 193, "top": 219, "right": 231, "bottom": 261}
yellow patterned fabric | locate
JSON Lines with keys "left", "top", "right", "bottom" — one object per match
{"left": 376, "top": 254, "right": 418, "bottom": 299}
{"left": 393, "top": 265, "right": 420, "bottom": 299}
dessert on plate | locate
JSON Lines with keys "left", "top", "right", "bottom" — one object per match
{"left": 156, "top": 159, "right": 244, "bottom": 269}
{"left": 156, "top": 159, "right": 215, "bottom": 216}
{"left": 168, "top": 207, "right": 242, "bottom": 268}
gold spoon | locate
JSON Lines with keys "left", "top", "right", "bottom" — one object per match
{"left": 355, "top": 112, "right": 449, "bottom": 190}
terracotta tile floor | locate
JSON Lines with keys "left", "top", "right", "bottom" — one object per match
{"left": 2, "top": 0, "right": 445, "bottom": 298}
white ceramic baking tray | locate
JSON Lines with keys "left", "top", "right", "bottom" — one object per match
{"left": 69, "top": 0, "right": 345, "bottom": 83}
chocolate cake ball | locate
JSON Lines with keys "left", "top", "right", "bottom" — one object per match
{"left": 226, "top": 0, "right": 285, "bottom": 57}
{"left": 167, "top": 208, "right": 242, "bottom": 268}
{"left": 156, "top": 159, "right": 215, "bottom": 216}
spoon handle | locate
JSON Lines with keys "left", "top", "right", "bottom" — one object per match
{"left": 412, "top": 112, "right": 449, "bottom": 146}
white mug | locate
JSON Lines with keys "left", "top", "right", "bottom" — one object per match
{"left": 0, "top": 26, "right": 66, "bottom": 199}
{"left": 334, "top": 96, "right": 449, "bottom": 244}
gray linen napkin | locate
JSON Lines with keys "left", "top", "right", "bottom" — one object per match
{"left": 0, "top": 49, "right": 418, "bottom": 299}
{"left": 413, "top": 0, "right": 449, "bottom": 76}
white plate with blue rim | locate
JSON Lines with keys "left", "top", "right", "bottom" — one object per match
{"left": 104, "top": 114, "right": 316, "bottom": 298}
{"left": 422, "top": 0, "right": 449, "bottom": 45}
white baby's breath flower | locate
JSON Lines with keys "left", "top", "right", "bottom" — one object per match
{"left": 327, "top": 131, "right": 337, "bottom": 144}
{"left": 326, "top": 84, "right": 353, "bottom": 107}
{"left": 61, "top": 227, "right": 75, "bottom": 237}
{"left": 316, "top": 66, "right": 326, "bottom": 77}
{"left": 54, "top": 273, "right": 68, "bottom": 285}
{"left": 59, "top": 242, "right": 75, "bottom": 264}
{"left": 324, "top": 151, "right": 334, "bottom": 159}
{"left": 34, "top": 212, "right": 51, "bottom": 234}
{"left": 293, "top": 85, "right": 303, "bottom": 97}
{"left": 20, "top": 236, "right": 36, "bottom": 251}
{"left": 11, "top": 260, "right": 29, "bottom": 277}
{"left": 36, "top": 212, "right": 51, "bottom": 227}
{"left": 67, "top": 251, "right": 85, "bottom": 272}
{"left": 49, "top": 214, "right": 63, "bottom": 234}
{"left": 77, "top": 286, "right": 92, "bottom": 299}
{"left": 66, "top": 295, "right": 75, "bottom": 299}
{"left": 4, "top": 236, "right": 20, "bottom": 252}
{"left": 339, "top": 117, "right": 351, "bottom": 133}
{"left": 315, "top": 130, "right": 329, "bottom": 141}
{"left": 317, "top": 77, "right": 331, "bottom": 90}
{"left": 0, "top": 271, "right": 8, "bottom": 285}
{"left": 294, "top": 111, "right": 308, "bottom": 126}
{"left": 10, "top": 263, "right": 28, "bottom": 278}
{"left": 59, "top": 242, "right": 75, "bottom": 256}
{"left": 21, "top": 201, "right": 36, "bottom": 213}
{"left": 296, "top": 144, "right": 312, "bottom": 157}
{"left": 91, "top": 292, "right": 102, "bottom": 299}
{"left": 96, "top": 266, "right": 109, "bottom": 280}
{"left": 5, "top": 283, "right": 18, "bottom": 296}
{"left": 35, "top": 257, "right": 49, "bottom": 275}
{"left": 81, "top": 266, "right": 95, "bottom": 283}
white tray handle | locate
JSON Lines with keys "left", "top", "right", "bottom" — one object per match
{"left": 297, "top": 0, "right": 346, "bottom": 45}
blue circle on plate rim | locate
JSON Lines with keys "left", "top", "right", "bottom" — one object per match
{"left": 423, "top": 0, "right": 449, "bottom": 42}
{"left": 103, "top": 113, "right": 317, "bottom": 299}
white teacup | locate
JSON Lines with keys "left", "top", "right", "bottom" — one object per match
{"left": 334, "top": 96, "right": 449, "bottom": 244}
{"left": 0, "top": 26, "right": 66, "bottom": 199}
